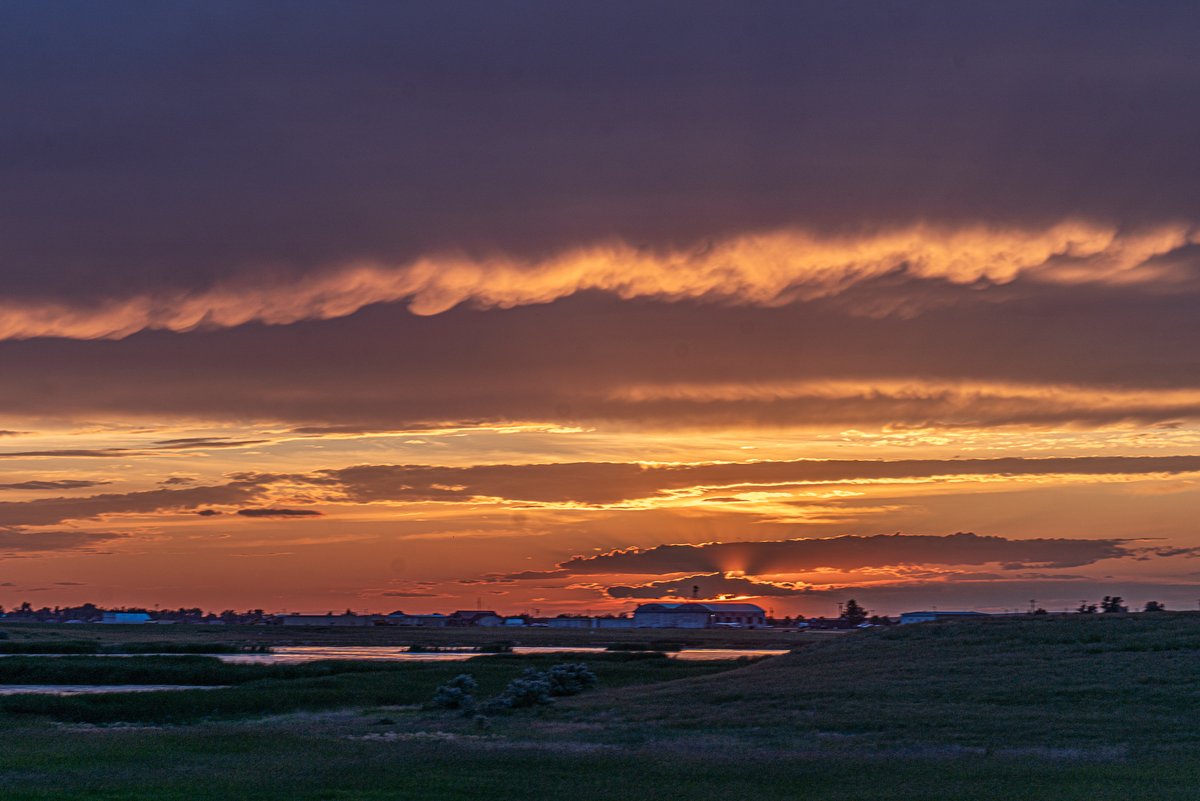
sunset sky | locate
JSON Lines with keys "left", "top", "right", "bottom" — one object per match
{"left": 3, "top": 3, "right": 1200, "bottom": 616}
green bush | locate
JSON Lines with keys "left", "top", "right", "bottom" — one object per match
{"left": 430, "top": 674, "right": 478, "bottom": 710}
{"left": 544, "top": 662, "right": 598, "bottom": 696}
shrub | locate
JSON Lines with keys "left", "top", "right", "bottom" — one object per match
{"left": 490, "top": 674, "right": 553, "bottom": 710}
{"left": 430, "top": 673, "right": 478, "bottom": 710}
{"left": 544, "top": 662, "right": 598, "bottom": 696}
{"left": 479, "top": 662, "right": 598, "bottom": 714}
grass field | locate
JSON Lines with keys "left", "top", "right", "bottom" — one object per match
{"left": 3, "top": 614, "right": 1200, "bottom": 799}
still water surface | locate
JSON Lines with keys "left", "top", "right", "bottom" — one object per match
{"left": 0, "top": 684, "right": 223, "bottom": 695}
{"left": 0, "top": 647, "right": 787, "bottom": 694}
{"left": 218, "top": 645, "right": 789, "bottom": 664}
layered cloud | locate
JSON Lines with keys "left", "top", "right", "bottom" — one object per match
{"left": 4, "top": 3, "right": 1200, "bottom": 310}
{"left": 0, "top": 454, "right": 1188, "bottom": 529}
{"left": 1, "top": 288, "right": 1200, "bottom": 431}
{"left": 327, "top": 456, "right": 1200, "bottom": 507}
{"left": 0, "top": 223, "right": 1193, "bottom": 341}
{"left": 2, "top": 4, "right": 1200, "bottom": 611}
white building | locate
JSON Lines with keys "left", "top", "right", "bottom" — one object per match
{"left": 899, "top": 610, "right": 990, "bottom": 624}
{"left": 100, "top": 612, "right": 151, "bottom": 624}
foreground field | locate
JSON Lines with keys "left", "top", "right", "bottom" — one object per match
{"left": 3, "top": 614, "right": 1200, "bottom": 800}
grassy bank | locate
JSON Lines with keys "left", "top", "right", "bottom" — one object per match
{"left": 0, "top": 653, "right": 740, "bottom": 724}
{"left": 565, "top": 613, "right": 1200, "bottom": 749}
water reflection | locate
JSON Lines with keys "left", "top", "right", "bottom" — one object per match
{"left": 218, "top": 645, "right": 788, "bottom": 664}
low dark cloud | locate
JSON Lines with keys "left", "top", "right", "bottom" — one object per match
{"left": 151, "top": 438, "right": 268, "bottom": 450}
{"left": 0, "top": 289, "right": 1199, "bottom": 432}
{"left": 0, "top": 438, "right": 267, "bottom": 460}
{"left": 0, "top": 480, "right": 111, "bottom": 491}
{"left": 607, "top": 573, "right": 808, "bottom": 600}
{"left": 0, "top": 449, "right": 135, "bottom": 459}
{"left": 0, "top": 481, "right": 267, "bottom": 526}
{"left": 0, "top": 528, "right": 126, "bottom": 553}
{"left": 554, "top": 533, "right": 1134, "bottom": 576}
{"left": 236, "top": 508, "right": 322, "bottom": 518}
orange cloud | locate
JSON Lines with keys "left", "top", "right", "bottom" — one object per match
{"left": 0, "top": 222, "right": 1192, "bottom": 341}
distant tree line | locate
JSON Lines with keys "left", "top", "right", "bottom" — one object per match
{"left": 1074, "top": 597, "right": 1169, "bottom": 614}
{"left": 0, "top": 602, "right": 269, "bottom": 625}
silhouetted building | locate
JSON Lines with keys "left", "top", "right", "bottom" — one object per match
{"left": 447, "top": 610, "right": 503, "bottom": 627}
{"left": 279, "top": 613, "right": 375, "bottom": 627}
{"left": 633, "top": 602, "right": 767, "bottom": 628}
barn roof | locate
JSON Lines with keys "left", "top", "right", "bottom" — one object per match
{"left": 699, "top": 603, "right": 766, "bottom": 613}
{"left": 633, "top": 602, "right": 765, "bottom": 614}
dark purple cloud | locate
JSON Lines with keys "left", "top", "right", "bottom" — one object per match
{"left": 0, "top": 481, "right": 267, "bottom": 527}
{"left": 235, "top": 508, "right": 322, "bottom": 518}
{"left": 0, "top": 480, "right": 111, "bottom": 491}
{"left": 0, "top": 3, "right": 1198, "bottom": 313}
{"left": 0, "top": 289, "right": 1197, "bottom": 430}
{"left": 0, "top": 528, "right": 127, "bottom": 553}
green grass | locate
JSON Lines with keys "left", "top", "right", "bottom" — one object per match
{"left": 5, "top": 615, "right": 1200, "bottom": 799}
{"left": 0, "top": 653, "right": 738, "bottom": 724}
{"left": 567, "top": 613, "right": 1200, "bottom": 749}
{"left": 1, "top": 726, "right": 1198, "bottom": 801}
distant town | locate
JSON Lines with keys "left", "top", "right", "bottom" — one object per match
{"left": 0, "top": 595, "right": 1163, "bottom": 629}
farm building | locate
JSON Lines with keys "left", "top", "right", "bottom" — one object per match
{"left": 633, "top": 602, "right": 767, "bottom": 629}
{"left": 447, "top": 610, "right": 504, "bottom": 627}
{"left": 100, "top": 612, "right": 151, "bottom": 624}
{"left": 279, "top": 613, "right": 376, "bottom": 627}
{"left": 899, "top": 610, "right": 990, "bottom": 624}
{"left": 547, "top": 616, "right": 635, "bottom": 629}
{"left": 386, "top": 612, "right": 449, "bottom": 627}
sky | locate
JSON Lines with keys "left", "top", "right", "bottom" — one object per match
{"left": 3, "top": 2, "right": 1200, "bottom": 616}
